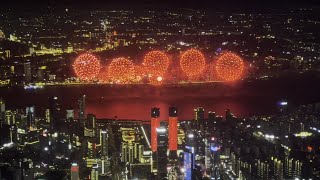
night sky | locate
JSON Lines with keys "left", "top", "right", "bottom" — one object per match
{"left": 1, "top": 0, "right": 320, "bottom": 9}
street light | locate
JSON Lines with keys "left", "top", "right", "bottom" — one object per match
{"left": 187, "top": 133, "right": 194, "bottom": 139}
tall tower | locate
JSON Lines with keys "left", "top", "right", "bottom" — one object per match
{"left": 168, "top": 107, "right": 178, "bottom": 159}
{"left": 100, "top": 129, "right": 109, "bottom": 175}
{"left": 151, "top": 107, "right": 160, "bottom": 152}
{"left": 78, "top": 95, "right": 86, "bottom": 125}
{"left": 70, "top": 163, "right": 80, "bottom": 180}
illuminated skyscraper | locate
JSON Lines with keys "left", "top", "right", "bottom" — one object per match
{"left": 91, "top": 164, "right": 99, "bottom": 180}
{"left": 26, "top": 106, "right": 35, "bottom": 128}
{"left": 100, "top": 129, "right": 110, "bottom": 176}
{"left": 151, "top": 107, "right": 160, "bottom": 152}
{"left": 168, "top": 107, "right": 178, "bottom": 160}
{"left": 45, "top": 109, "right": 50, "bottom": 124}
{"left": 78, "top": 95, "right": 86, "bottom": 125}
{"left": 5, "top": 110, "right": 15, "bottom": 125}
{"left": 71, "top": 163, "right": 80, "bottom": 180}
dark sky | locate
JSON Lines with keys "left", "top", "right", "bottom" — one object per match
{"left": 2, "top": 0, "right": 320, "bottom": 9}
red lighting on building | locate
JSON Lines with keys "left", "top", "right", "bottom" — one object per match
{"left": 151, "top": 117, "right": 160, "bottom": 152}
{"left": 151, "top": 107, "right": 160, "bottom": 152}
{"left": 168, "top": 117, "right": 178, "bottom": 150}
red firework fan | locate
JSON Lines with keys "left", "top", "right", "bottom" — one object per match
{"left": 143, "top": 51, "right": 170, "bottom": 76}
{"left": 73, "top": 53, "right": 101, "bottom": 81}
{"left": 180, "top": 49, "right": 206, "bottom": 78}
{"left": 108, "top": 57, "right": 135, "bottom": 84}
{"left": 215, "top": 52, "right": 244, "bottom": 81}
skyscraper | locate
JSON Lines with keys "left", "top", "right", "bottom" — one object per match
{"left": 45, "top": 109, "right": 50, "bottom": 124}
{"left": 168, "top": 107, "right": 178, "bottom": 159}
{"left": 70, "top": 163, "right": 80, "bottom": 180}
{"left": 85, "top": 114, "right": 96, "bottom": 137}
{"left": 194, "top": 107, "right": 205, "bottom": 130}
{"left": 49, "top": 96, "right": 61, "bottom": 129}
{"left": 0, "top": 98, "right": 5, "bottom": 124}
{"left": 100, "top": 129, "right": 108, "bottom": 158}
{"left": 26, "top": 106, "right": 35, "bottom": 128}
{"left": 157, "top": 127, "right": 168, "bottom": 179}
{"left": 24, "top": 62, "right": 32, "bottom": 82}
{"left": 91, "top": 164, "right": 99, "bottom": 180}
{"left": 151, "top": 107, "right": 160, "bottom": 152}
{"left": 78, "top": 95, "right": 86, "bottom": 125}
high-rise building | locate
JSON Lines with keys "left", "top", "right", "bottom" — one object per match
{"left": 49, "top": 96, "right": 61, "bottom": 129}
{"left": 45, "top": 109, "right": 50, "bottom": 124}
{"left": 225, "top": 109, "right": 232, "bottom": 121}
{"left": 257, "top": 159, "right": 269, "bottom": 179}
{"left": 5, "top": 50, "right": 10, "bottom": 58}
{"left": 151, "top": 107, "right": 160, "bottom": 152}
{"left": 231, "top": 152, "right": 240, "bottom": 178}
{"left": 70, "top": 163, "right": 80, "bottom": 180}
{"left": 120, "top": 127, "right": 135, "bottom": 163}
{"left": 272, "top": 157, "right": 284, "bottom": 179}
{"left": 87, "top": 140, "right": 97, "bottom": 159}
{"left": 100, "top": 129, "right": 108, "bottom": 158}
{"left": 24, "top": 62, "right": 32, "bottom": 82}
{"left": 26, "top": 106, "right": 35, "bottom": 128}
{"left": 156, "top": 127, "right": 168, "bottom": 179}
{"left": 78, "top": 95, "right": 86, "bottom": 126}
{"left": 208, "top": 111, "right": 216, "bottom": 130}
{"left": 168, "top": 107, "right": 178, "bottom": 160}
{"left": 0, "top": 98, "right": 4, "bottom": 124}
{"left": 194, "top": 107, "right": 205, "bottom": 130}
{"left": 5, "top": 110, "right": 15, "bottom": 125}
{"left": 66, "top": 109, "right": 74, "bottom": 120}
{"left": 85, "top": 114, "right": 96, "bottom": 137}
{"left": 91, "top": 164, "right": 99, "bottom": 180}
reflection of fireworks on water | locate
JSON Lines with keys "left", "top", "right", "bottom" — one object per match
{"left": 108, "top": 57, "right": 135, "bottom": 84}
{"left": 73, "top": 53, "right": 101, "bottom": 81}
{"left": 215, "top": 52, "right": 244, "bottom": 81}
{"left": 180, "top": 49, "right": 206, "bottom": 78}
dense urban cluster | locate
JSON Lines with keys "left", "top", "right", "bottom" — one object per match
{"left": 1, "top": 95, "right": 320, "bottom": 179}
